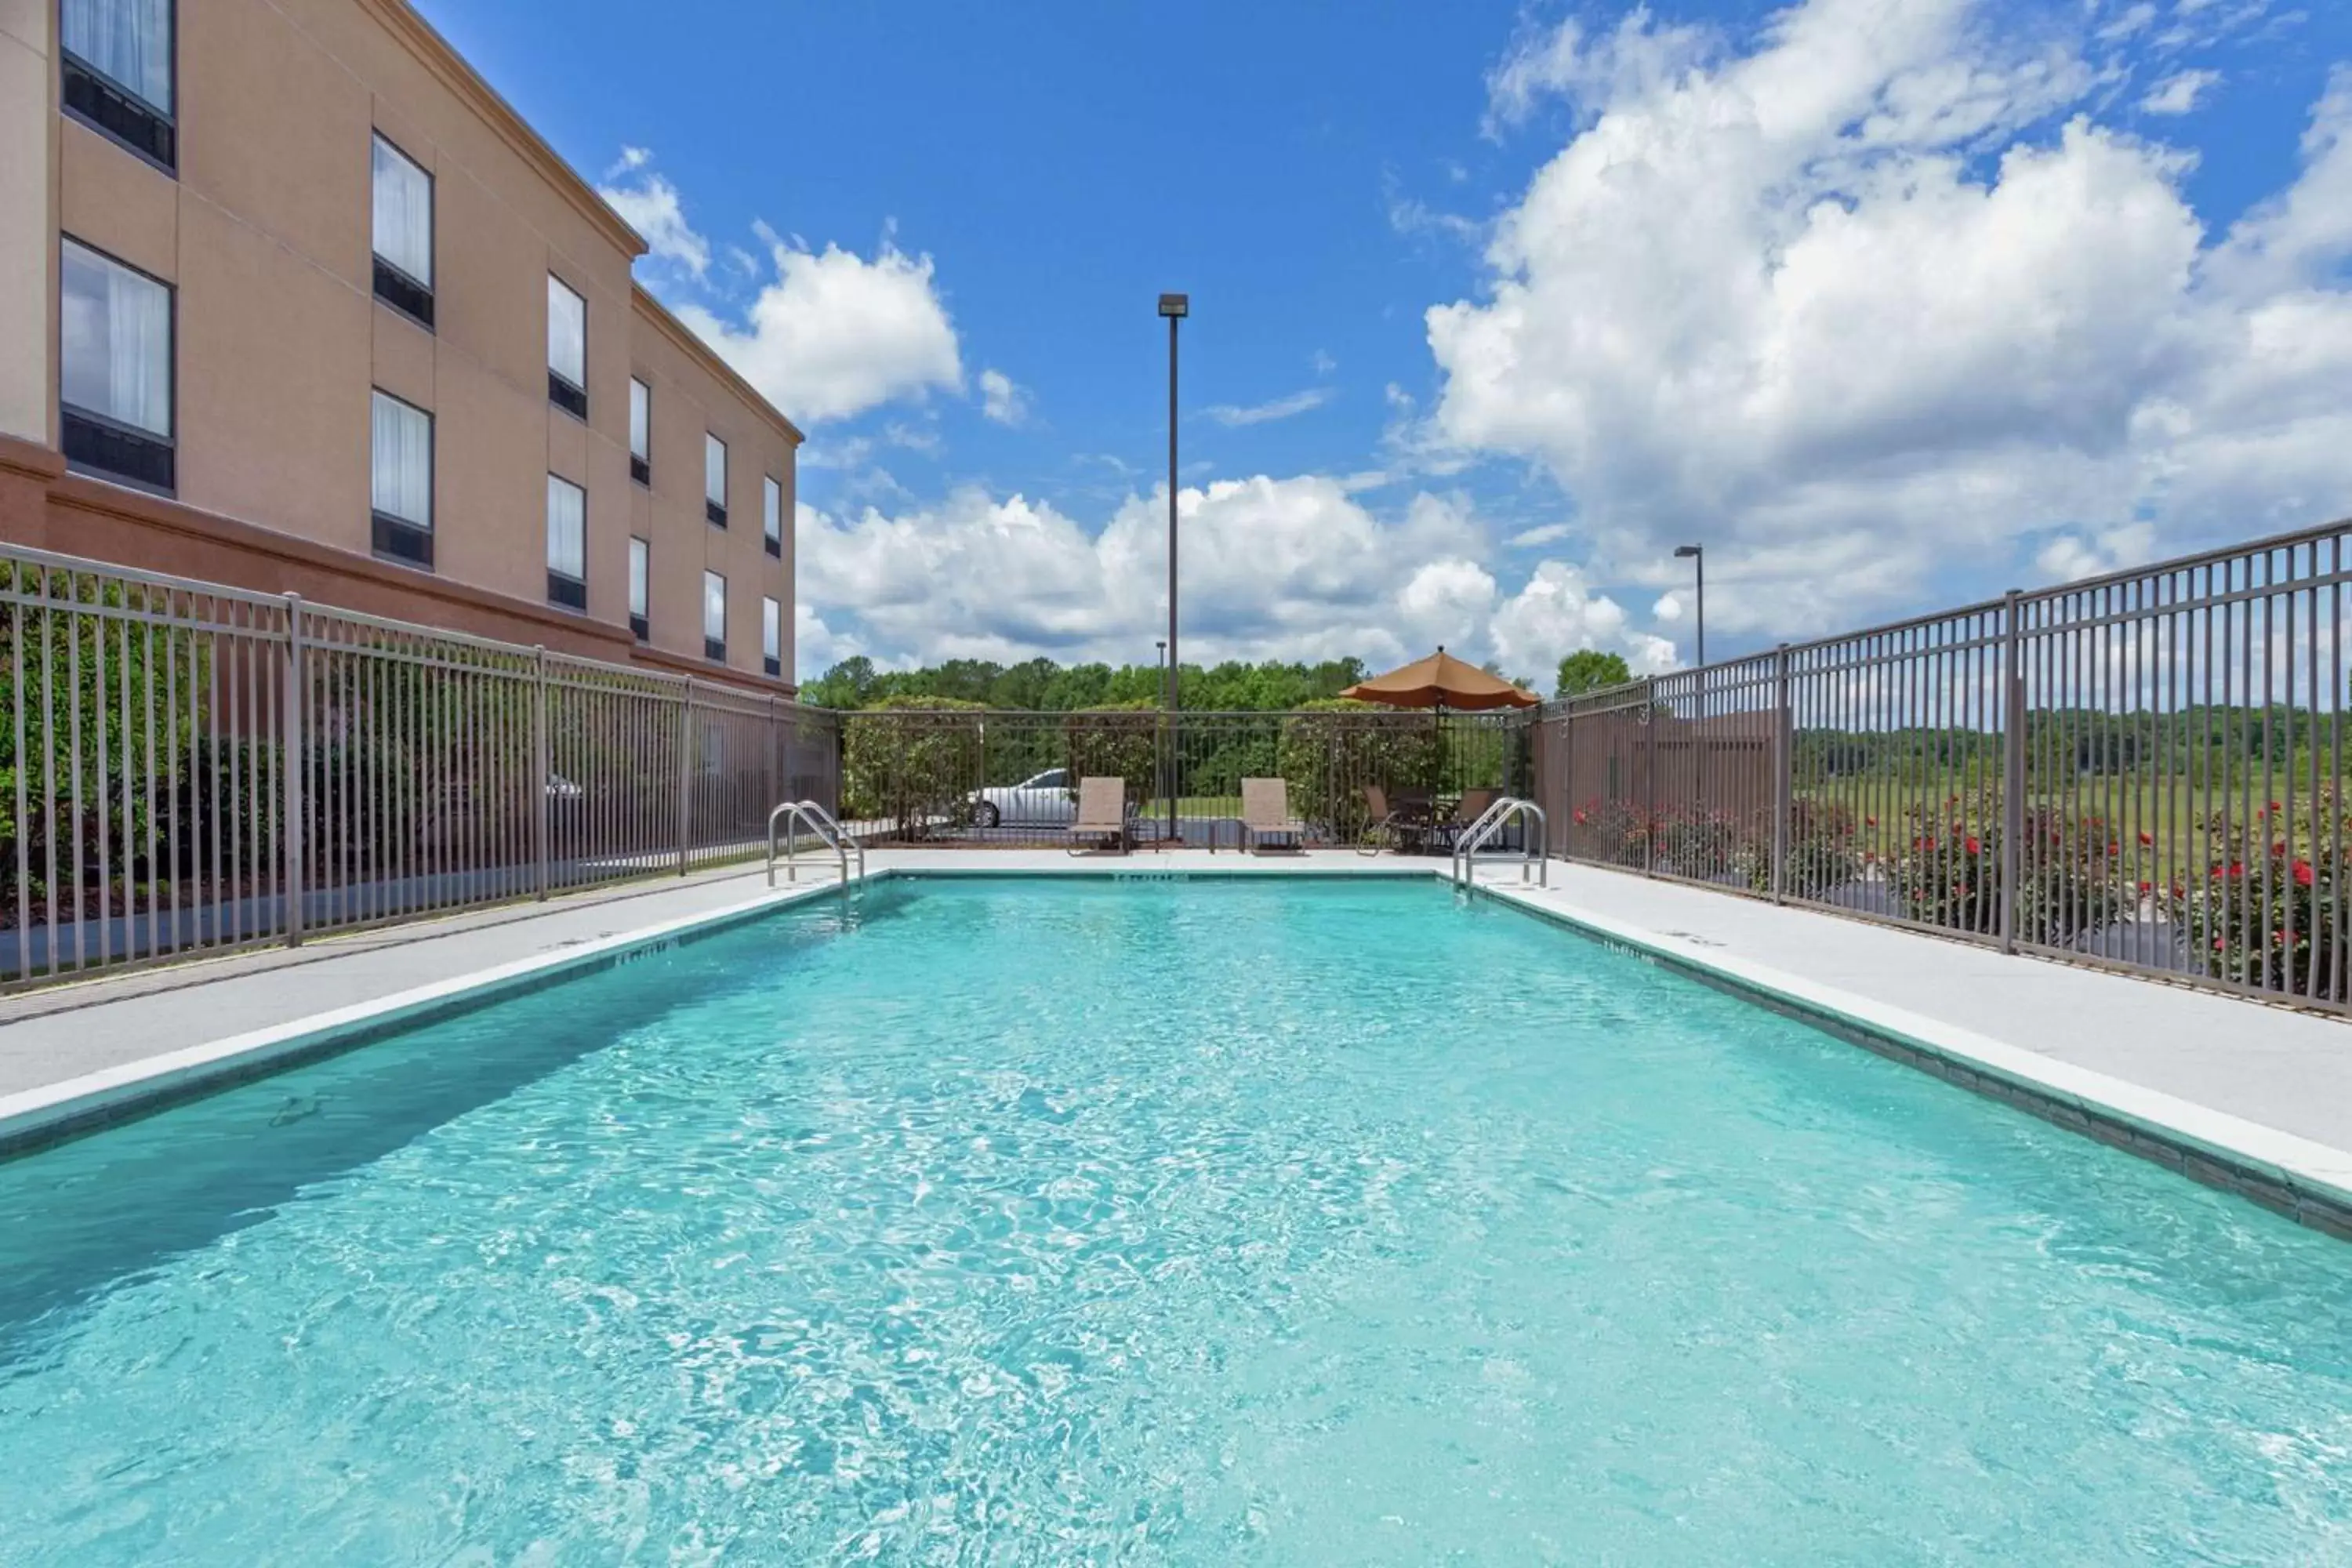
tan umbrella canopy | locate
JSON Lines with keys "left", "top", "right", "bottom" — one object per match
{"left": 1340, "top": 646, "right": 1541, "bottom": 710}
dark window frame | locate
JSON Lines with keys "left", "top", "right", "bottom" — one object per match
{"left": 368, "top": 387, "right": 434, "bottom": 569}
{"left": 705, "top": 636, "right": 728, "bottom": 663}
{"left": 547, "top": 274, "right": 588, "bottom": 420}
{"left": 546, "top": 571, "right": 586, "bottom": 612}
{"left": 60, "top": 16, "right": 177, "bottom": 176}
{"left": 372, "top": 512, "right": 434, "bottom": 568}
{"left": 369, "top": 132, "right": 435, "bottom": 331}
{"left": 763, "top": 474, "right": 783, "bottom": 557}
{"left": 58, "top": 235, "right": 176, "bottom": 495}
{"left": 629, "top": 376, "right": 652, "bottom": 487}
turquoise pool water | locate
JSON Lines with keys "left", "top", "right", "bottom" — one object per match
{"left": 1, "top": 877, "right": 2348, "bottom": 1564}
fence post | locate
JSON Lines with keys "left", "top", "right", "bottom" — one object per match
{"left": 1772, "top": 642, "right": 1791, "bottom": 905}
{"left": 677, "top": 679, "right": 693, "bottom": 876}
{"left": 282, "top": 594, "right": 306, "bottom": 947}
{"left": 1642, "top": 681, "right": 1657, "bottom": 877}
{"left": 532, "top": 646, "right": 550, "bottom": 901}
{"left": 2001, "top": 590, "right": 2024, "bottom": 953}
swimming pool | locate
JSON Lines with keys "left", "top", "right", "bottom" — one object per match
{"left": 2, "top": 876, "right": 2348, "bottom": 1563}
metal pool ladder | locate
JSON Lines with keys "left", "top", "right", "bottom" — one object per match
{"left": 1452, "top": 797, "right": 1548, "bottom": 889}
{"left": 767, "top": 800, "right": 865, "bottom": 887}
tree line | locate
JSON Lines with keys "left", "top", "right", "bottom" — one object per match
{"left": 805, "top": 651, "right": 1636, "bottom": 711}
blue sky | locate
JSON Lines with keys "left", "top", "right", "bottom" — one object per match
{"left": 425, "top": 0, "right": 2352, "bottom": 681}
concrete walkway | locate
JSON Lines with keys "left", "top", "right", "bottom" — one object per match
{"left": 1474, "top": 861, "right": 2352, "bottom": 1157}
{"left": 1, "top": 848, "right": 2345, "bottom": 1227}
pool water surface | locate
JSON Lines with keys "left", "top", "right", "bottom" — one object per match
{"left": 1, "top": 877, "right": 2347, "bottom": 1564}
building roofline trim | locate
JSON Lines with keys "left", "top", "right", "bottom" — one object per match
{"left": 358, "top": 0, "right": 647, "bottom": 260}
{"left": 632, "top": 285, "right": 806, "bottom": 447}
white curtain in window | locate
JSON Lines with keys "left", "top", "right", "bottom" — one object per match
{"left": 546, "top": 475, "right": 586, "bottom": 579}
{"left": 547, "top": 277, "right": 586, "bottom": 387}
{"left": 764, "top": 476, "right": 782, "bottom": 543}
{"left": 705, "top": 434, "right": 727, "bottom": 507}
{"left": 629, "top": 538, "right": 649, "bottom": 617}
{"left": 63, "top": 0, "right": 172, "bottom": 111}
{"left": 371, "top": 136, "right": 432, "bottom": 285}
{"left": 630, "top": 379, "right": 650, "bottom": 460}
{"left": 371, "top": 392, "right": 431, "bottom": 527}
{"left": 763, "top": 597, "right": 781, "bottom": 661}
{"left": 703, "top": 572, "right": 726, "bottom": 643}
{"left": 60, "top": 240, "right": 170, "bottom": 437}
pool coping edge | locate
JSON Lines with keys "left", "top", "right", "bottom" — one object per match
{"left": 0, "top": 877, "right": 858, "bottom": 1156}
{"left": 1469, "top": 877, "right": 2352, "bottom": 1241}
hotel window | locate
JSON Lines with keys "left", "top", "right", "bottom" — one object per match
{"left": 60, "top": 0, "right": 175, "bottom": 170}
{"left": 59, "top": 238, "right": 174, "bottom": 493}
{"left": 702, "top": 570, "right": 727, "bottom": 662}
{"left": 546, "top": 276, "right": 586, "bottom": 418}
{"left": 629, "top": 377, "right": 651, "bottom": 485}
{"left": 703, "top": 434, "right": 727, "bottom": 526}
{"left": 370, "top": 134, "right": 433, "bottom": 328}
{"left": 762, "top": 595, "right": 782, "bottom": 678}
{"left": 369, "top": 390, "right": 433, "bottom": 567}
{"left": 763, "top": 475, "right": 782, "bottom": 558}
{"left": 546, "top": 474, "right": 586, "bottom": 610}
{"left": 627, "top": 536, "right": 649, "bottom": 641}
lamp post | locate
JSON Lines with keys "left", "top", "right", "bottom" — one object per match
{"left": 1159, "top": 292, "right": 1187, "bottom": 846}
{"left": 1674, "top": 544, "right": 1704, "bottom": 669}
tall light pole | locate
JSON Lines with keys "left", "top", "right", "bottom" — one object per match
{"left": 1159, "top": 292, "right": 1187, "bottom": 845}
{"left": 1675, "top": 544, "right": 1704, "bottom": 669}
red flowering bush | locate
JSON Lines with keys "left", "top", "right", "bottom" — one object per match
{"left": 2180, "top": 808, "right": 2344, "bottom": 997}
{"left": 1740, "top": 799, "right": 1863, "bottom": 899}
{"left": 1896, "top": 793, "right": 2125, "bottom": 944}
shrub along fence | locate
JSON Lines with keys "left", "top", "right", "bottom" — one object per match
{"left": 833, "top": 702, "right": 1527, "bottom": 850}
{"left": 1529, "top": 517, "right": 2352, "bottom": 1014}
{"left": 0, "top": 546, "right": 838, "bottom": 989}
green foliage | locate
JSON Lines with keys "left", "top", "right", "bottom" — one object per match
{"left": 840, "top": 695, "right": 985, "bottom": 839}
{"left": 1062, "top": 701, "right": 1161, "bottom": 805}
{"left": 1556, "top": 650, "right": 1632, "bottom": 698}
{"left": 1275, "top": 699, "right": 1442, "bottom": 840}
{"left": 804, "top": 655, "right": 1370, "bottom": 713}
{"left": 1744, "top": 799, "right": 1864, "bottom": 898}
{"left": 2181, "top": 798, "right": 2347, "bottom": 996}
{"left": 1893, "top": 791, "right": 2126, "bottom": 944}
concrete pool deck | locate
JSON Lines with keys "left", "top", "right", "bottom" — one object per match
{"left": 0, "top": 848, "right": 2346, "bottom": 1234}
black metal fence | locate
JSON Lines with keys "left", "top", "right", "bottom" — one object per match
{"left": 0, "top": 546, "right": 840, "bottom": 989}
{"left": 833, "top": 705, "right": 1526, "bottom": 851}
{"left": 1530, "top": 518, "right": 2352, "bottom": 1014}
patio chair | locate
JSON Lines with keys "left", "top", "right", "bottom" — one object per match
{"left": 1067, "top": 776, "right": 1134, "bottom": 855}
{"left": 1240, "top": 777, "right": 1306, "bottom": 855}
{"left": 1358, "top": 784, "right": 1429, "bottom": 856}
{"left": 1439, "top": 788, "right": 1502, "bottom": 851}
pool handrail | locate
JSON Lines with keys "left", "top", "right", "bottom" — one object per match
{"left": 1453, "top": 797, "right": 1548, "bottom": 889}
{"left": 768, "top": 800, "right": 865, "bottom": 887}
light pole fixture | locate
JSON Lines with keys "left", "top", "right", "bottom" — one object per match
{"left": 1674, "top": 544, "right": 1704, "bottom": 669}
{"left": 1159, "top": 292, "right": 1187, "bottom": 845}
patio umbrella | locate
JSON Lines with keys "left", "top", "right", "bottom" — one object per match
{"left": 1339, "top": 647, "right": 1541, "bottom": 710}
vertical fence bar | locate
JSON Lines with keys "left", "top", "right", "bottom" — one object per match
{"left": 2002, "top": 589, "right": 2025, "bottom": 955}
{"left": 284, "top": 595, "right": 306, "bottom": 946}
{"left": 532, "top": 646, "right": 550, "bottom": 901}
{"left": 1772, "top": 644, "right": 1791, "bottom": 904}
{"left": 677, "top": 681, "right": 694, "bottom": 876}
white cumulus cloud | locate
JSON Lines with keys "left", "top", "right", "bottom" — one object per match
{"left": 1425, "top": 0, "right": 2352, "bottom": 641}
{"left": 794, "top": 477, "right": 1677, "bottom": 676}
{"left": 675, "top": 238, "right": 964, "bottom": 426}
{"left": 2140, "top": 68, "right": 2220, "bottom": 116}
{"left": 597, "top": 164, "right": 710, "bottom": 279}
{"left": 978, "top": 368, "right": 1031, "bottom": 426}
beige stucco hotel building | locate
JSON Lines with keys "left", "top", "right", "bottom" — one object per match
{"left": 0, "top": 0, "right": 800, "bottom": 688}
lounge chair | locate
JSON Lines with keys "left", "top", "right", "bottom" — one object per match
{"left": 1358, "top": 783, "right": 1429, "bottom": 855}
{"left": 1068, "top": 775, "right": 1133, "bottom": 855}
{"left": 1240, "top": 777, "right": 1306, "bottom": 855}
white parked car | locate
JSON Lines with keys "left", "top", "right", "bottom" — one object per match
{"left": 967, "top": 768, "right": 1076, "bottom": 828}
